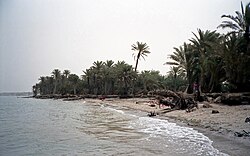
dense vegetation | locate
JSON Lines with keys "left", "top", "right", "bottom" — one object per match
{"left": 33, "top": 3, "right": 250, "bottom": 96}
{"left": 32, "top": 61, "right": 185, "bottom": 96}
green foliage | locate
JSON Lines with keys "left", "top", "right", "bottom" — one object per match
{"left": 68, "top": 74, "right": 80, "bottom": 95}
{"left": 34, "top": 61, "right": 168, "bottom": 96}
{"left": 166, "top": 9, "right": 250, "bottom": 93}
{"left": 136, "top": 70, "right": 165, "bottom": 93}
{"left": 164, "top": 74, "right": 187, "bottom": 92}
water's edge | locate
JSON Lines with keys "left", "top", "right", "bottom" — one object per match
{"left": 98, "top": 100, "right": 250, "bottom": 156}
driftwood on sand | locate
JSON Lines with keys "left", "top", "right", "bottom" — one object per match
{"left": 205, "top": 93, "right": 250, "bottom": 105}
{"left": 148, "top": 90, "right": 198, "bottom": 113}
{"left": 147, "top": 111, "right": 157, "bottom": 117}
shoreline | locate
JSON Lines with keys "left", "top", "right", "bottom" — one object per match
{"left": 84, "top": 97, "right": 250, "bottom": 156}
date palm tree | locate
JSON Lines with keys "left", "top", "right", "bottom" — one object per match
{"left": 63, "top": 70, "right": 70, "bottom": 78}
{"left": 82, "top": 69, "right": 92, "bottom": 94}
{"left": 38, "top": 76, "right": 49, "bottom": 95}
{"left": 189, "top": 29, "right": 222, "bottom": 92}
{"left": 165, "top": 42, "right": 193, "bottom": 93}
{"left": 168, "top": 66, "right": 183, "bottom": 91}
{"left": 32, "top": 84, "right": 39, "bottom": 96}
{"left": 91, "top": 61, "right": 104, "bottom": 94}
{"left": 131, "top": 41, "right": 150, "bottom": 72}
{"left": 52, "top": 69, "right": 61, "bottom": 94}
{"left": 68, "top": 74, "right": 79, "bottom": 95}
{"left": 217, "top": 2, "right": 250, "bottom": 92}
{"left": 114, "top": 61, "right": 136, "bottom": 96}
{"left": 139, "top": 70, "right": 162, "bottom": 92}
{"left": 222, "top": 34, "right": 250, "bottom": 91}
{"left": 218, "top": 2, "right": 250, "bottom": 39}
{"left": 103, "top": 60, "right": 115, "bottom": 94}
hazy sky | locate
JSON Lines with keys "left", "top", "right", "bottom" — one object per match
{"left": 0, "top": 0, "right": 248, "bottom": 92}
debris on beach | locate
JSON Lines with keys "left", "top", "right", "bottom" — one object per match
{"left": 147, "top": 111, "right": 157, "bottom": 117}
{"left": 212, "top": 110, "right": 219, "bottom": 114}
{"left": 148, "top": 90, "right": 198, "bottom": 113}
{"left": 203, "top": 103, "right": 213, "bottom": 108}
{"left": 205, "top": 93, "right": 250, "bottom": 105}
{"left": 149, "top": 104, "right": 156, "bottom": 107}
{"left": 245, "top": 117, "right": 250, "bottom": 123}
{"left": 234, "top": 130, "right": 250, "bottom": 137}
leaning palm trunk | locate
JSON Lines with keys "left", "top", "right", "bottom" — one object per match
{"left": 134, "top": 54, "right": 140, "bottom": 71}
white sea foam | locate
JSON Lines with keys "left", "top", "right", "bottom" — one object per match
{"left": 101, "top": 105, "right": 228, "bottom": 155}
{"left": 129, "top": 117, "right": 228, "bottom": 156}
{"left": 105, "top": 107, "right": 125, "bottom": 114}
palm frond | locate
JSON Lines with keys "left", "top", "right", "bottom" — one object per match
{"left": 218, "top": 21, "right": 242, "bottom": 30}
{"left": 165, "top": 62, "right": 179, "bottom": 66}
{"left": 245, "top": 2, "right": 250, "bottom": 25}
{"left": 241, "top": 1, "right": 245, "bottom": 18}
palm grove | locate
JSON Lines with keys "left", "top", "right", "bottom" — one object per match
{"left": 33, "top": 3, "right": 250, "bottom": 96}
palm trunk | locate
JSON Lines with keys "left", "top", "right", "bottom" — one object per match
{"left": 125, "top": 81, "right": 128, "bottom": 95}
{"left": 143, "top": 80, "right": 147, "bottom": 92}
{"left": 187, "top": 71, "right": 193, "bottom": 93}
{"left": 104, "top": 81, "right": 107, "bottom": 95}
{"left": 174, "top": 74, "right": 177, "bottom": 91}
{"left": 73, "top": 86, "right": 76, "bottom": 95}
{"left": 134, "top": 53, "right": 140, "bottom": 71}
{"left": 87, "top": 77, "right": 91, "bottom": 94}
{"left": 53, "top": 81, "right": 57, "bottom": 94}
{"left": 131, "top": 80, "right": 135, "bottom": 96}
{"left": 135, "top": 59, "right": 139, "bottom": 71}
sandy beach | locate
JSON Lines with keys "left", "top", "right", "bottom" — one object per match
{"left": 84, "top": 97, "right": 250, "bottom": 156}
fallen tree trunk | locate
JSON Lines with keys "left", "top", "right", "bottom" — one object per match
{"left": 220, "top": 93, "right": 250, "bottom": 105}
{"left": 148, "top": 90, "right": 198, "bottom": 111}
{"left": 205, "top": 93, "right": 250, "bottom": 105}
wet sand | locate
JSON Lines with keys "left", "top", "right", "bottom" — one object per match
{"left": 84, "top": 98, "right": 250, "bottom": 156}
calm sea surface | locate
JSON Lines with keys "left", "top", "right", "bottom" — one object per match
{"left": 0, "top": 96, "right": 227, "bottom": 156}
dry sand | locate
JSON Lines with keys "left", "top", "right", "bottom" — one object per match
{"left": 84, "top": 97, "right": 250, "bottom": 156}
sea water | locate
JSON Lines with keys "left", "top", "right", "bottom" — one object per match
{"left": 0, "top": 96, "right": 227, "bottom": 156}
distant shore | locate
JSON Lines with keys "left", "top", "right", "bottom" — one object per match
{"left": 0, "top": 92, "right": 33, "bottom": 96}
{"left": 84, "top": 97, "right": 250, "bottom": 156}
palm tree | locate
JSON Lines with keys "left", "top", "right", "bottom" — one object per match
{"left": 114, "top": 61, "right": 136, "bottom": 96}
{"left": 103, "top": 60, "right": 115, "bottom": 94}
{"left": 217, "top": 2, "right": 250, "bottom": 91}
{"left": 52, "top": 69, "right": 61, "bottom": 94}
{"left": 139, "top": 70, "right": 162, "bottom": 93}
{"left": 218, "top": 2, "right": 250, "bottom": 39}
{"left": 63, "top": 70, "right": 70, "bottom": 78}
{"left": 91, "top": 61, "right": 104, "bottom": 94}
{"left": 131, "top": 41, "right": 151, "bottom": 71}
{"left": 221, "top": 34, "right": 250, "bottom": 91}
{"left": 60, "top": 70, "right": 70, "bottom": 94}
{"left": 105, "top": 60, "right": 114, "bottom": 68}
{"left": 32, "top": 84, "right": 39, "bottom": 96}
{"left": 68, "top": 74, "right": 79, "bottom": 95}
{"left": 165, "top": 42, "right": 193, "bottom": 93}
{"left": 82, "top": 69, "right": 93, "bottom": 94}
{"left": 38, "top": 76, "right": 46, "bottom": 95}
{"left": 48, "top": 76, "right": 54, "bottom": 94}
{"left": 168, "top": 66, "right": 183, "bottom": 91}
{"left": 189, "top": 29, "right": 222, "bottom": 92}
